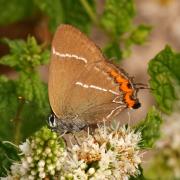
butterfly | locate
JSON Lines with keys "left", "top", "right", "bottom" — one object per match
{"left": 48, "top": 24, "right": 141, "bottom": 134}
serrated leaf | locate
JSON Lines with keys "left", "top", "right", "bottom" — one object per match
{"left": 0, "top": 37, "right": 50, "bottom": 143}
{"left": 148, "top": 46, "right": 180, "bottom": 114}
{"left": 17, "top": 73, "right": 50, "bottom": 139}
{"left": 0, "top": 37, "right": 50, "bottom": 71}
{"left": 33, "top": 0, "right": 64, "bottom": 32}
{"left": 0, "top": 141, "right": 20, "bottom": 177}
{"left": 135, "top": 107, "right": 163, "bottom": 149}
{"left": 17, "top": 72, "right": 48, "bottom": 107}
{"left": 0, "top": 0, "right": 34, "bottom": 26}
{"left": 61, "top": 0, "right": 95, "bottom": 34}
{"left": 0, "top": 75, "right": 50, "bottom": 142}
{"left": 101, "top": 0, "right": 135, "bottom": 37}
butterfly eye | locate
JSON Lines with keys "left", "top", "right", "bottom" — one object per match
{"left": 48, "top": 114, "right": 57, "bottom": 128}
{"left": 132, "top": 101, "right": 141, "bottom": 109}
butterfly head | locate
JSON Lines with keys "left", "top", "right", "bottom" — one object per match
{"left": 47, "top": 114, "right": 57, "bottom": 128}
{"left": 132, "top": 99, "right": 141, "bottom": 109}
{"left": 130, "top": 81, "right": 150, "bottom": 109}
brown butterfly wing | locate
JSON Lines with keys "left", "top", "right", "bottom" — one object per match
{"left": 49, "top": 24, "right": 126, "bottom": 126}
{"left": 49, "top": 24, "right": 104, "bottom": 118}
{"left": 66, "top": 60, "right": 126, "bottom": 124}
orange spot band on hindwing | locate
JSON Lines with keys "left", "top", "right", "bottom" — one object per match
{"left": 120, "top": 82, "right": 133, "bottom": 93}
{"left": 110, "top": 70, "right": 119, "bottom": 78}
{"left": 109, "top": 69, "right": 135, "bottom": 108}
{"left": 116, "top": 76, "right": 128, "bottom": 83}
{"left": 125, "top": 93, "right": 135, "bottom": 108}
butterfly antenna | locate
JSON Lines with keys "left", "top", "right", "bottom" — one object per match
{"left": 135, "top": 83, "right": 154, "bottom": 91}
{"left": 135, "top": 83, "right": 148, "bottom": 86}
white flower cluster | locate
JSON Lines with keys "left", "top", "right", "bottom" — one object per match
{"left": 5, "top": 127, "right": 66, "bottom": 180}
{"left": 4, "top": 125, "right": 142, "bottom": 180}
{"left": 61, "top": 125, "right": 142, "bottom": 180}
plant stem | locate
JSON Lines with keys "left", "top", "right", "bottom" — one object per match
{"left": 14, "top": 97, "right": 25, "bottom": 144}
{"left": 79, "top": 0, "right": 99, "bottom": 25}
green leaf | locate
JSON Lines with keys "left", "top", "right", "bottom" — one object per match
{"left": 0, "top": 75, "right": 50, "bottom": 142}
{"left": 0, "top": 37, "right": 50, "bottom": 143}
{"left": 148, "top": 46, "right": 180, "bottom": 114}
{"left": 0, "top": 0, "right": 34, "bottom": 26}
{"left": 0, "top": 36, "right": 50, "bottom": 106}
{"left": 61, "top": 0, "right": 95, "bottom": 34}
{"left": 32, "top": 0, "right": 96, "bottom": 33}
{"left": 135, "top": 107, "right": 163, "bottom": 149}
{"left": 103, "top": 41, "right": 122, "bottom": 62}
{"left": 101, "top": 0, "right": 135, "bottom": 37}
{"left": 20, "top": 100, "right": 49, "bottom": 140}
{"left": 0, "top": 76, "right": 18, "bottom": 141}
{"left": 121, "top": 25, "right": 151, "bottom": 58}
{"left": 33, "top": 0, "right": 64, "bottom": 32}
{"left": 17, "top": 72, "right": 48, "bottom": 107}
{"left": 16, "top": 72, "right": 49, "bottom": 140}
{"left": 0, "top": 37, "right": 50, "bottom": 72}
{"left": 130, "top": 25, "right": 152, "bottom": 45}
{"left": 0, "top": 141, "right": 20, "bottom": 177}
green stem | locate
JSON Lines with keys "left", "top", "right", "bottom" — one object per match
{"left": 14, "top": 97, "right": 25, "bottom": 144}
{"left": 79, "top": 0, "right": 99, "bottom": 25}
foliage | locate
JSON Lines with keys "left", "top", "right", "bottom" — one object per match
{"left": 0, "top": 0, "right": 95, "bottom": 34}
{"left": 61, "top": 0, "right": 95, "bottom": 34}
{"left": 33, "top": 0, "right": 64, "bottom": 32}
{"left": 0, "top": 37, "right": 50, "bottom": 143}
{"left": 101, "top": 0, "right": 135, "bottom": 37}
{"left": 33, "top": 0, "right": 95, "bottom": 33}
{"left": 135, "top": 107, "right": 163, "bottom": 149}
{"left": 0, "top": 0, "right": 35, "bottom": 26}
{"left": 0, "top": 76, "right": 19, "bottom": 141}
{"left": 101, "top": 0, "right": 151, "bottom": 60}
{"left": 1, "top": 37, "right": 49, "bottom": 71}
{"left": 130, "top": 25, "right": 152, "bottom": 45}
{"left": 0, "top": 0, "right": 150, "bottom": 62}
{"left": 148, "top": 46, "right": 180, "bottom": 114}
{"left": 0, "top": 141, "right": 20, "bottom": 177}
{"left": 147, "top": 46, "right": 180, "bottom": 179}
{"left": 103, "top": 41, "right": 123, "bottom": 62}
